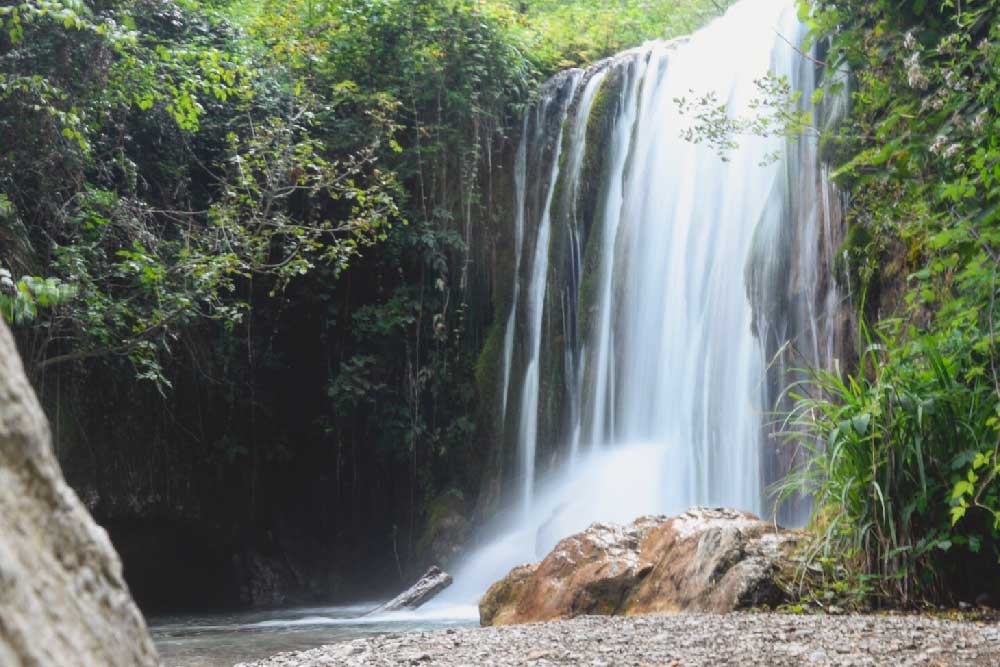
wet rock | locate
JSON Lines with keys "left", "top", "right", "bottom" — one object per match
{"left": 0, "top": 319, "right": 159, "bottom": 666}
{"left": 480, "top": 507, "right": 799, "bottom": 625}
{"left": 628, "top": 507, "right": 798, "bottom": 614}
{"left": 479, "top": 563, "right": 539, "bottom": 626}
{"left": 371, "top": 566, "right": 453, "bottom": 613}
{"left": 234, "top": 551, "right": 293, "bottom": 607}
{"left": 480, "top": 516, "right": 663, "bottom": 625}
{"left": 417, "top": 493, "right": 469, "bottom": 569}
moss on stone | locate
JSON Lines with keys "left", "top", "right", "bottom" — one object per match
{"left": 548, "top": 117, "right": 575, "bottom": 232}
{"left": 475, "top": 318, "right": 504, "bottom": 429}
{"left": 415, "top": 489, "right": 467, "bottom": 564}
{"left": 575, "top": 70, "right": 624, "bottom": 340}
{"left": 833, "top": 221, "right": 873, "bottom": 290}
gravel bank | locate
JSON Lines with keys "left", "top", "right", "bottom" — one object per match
{"left": 237, "top": 613, "right": 1000, "bottom": 666}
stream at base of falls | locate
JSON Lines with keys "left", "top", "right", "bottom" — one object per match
{"left": 150, "top": 603, "right": 477, "bottom": 667}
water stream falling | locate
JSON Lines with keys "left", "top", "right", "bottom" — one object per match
{"left": 438, "top": 0, "right": 844, "bottom": 611}
{"left": 516, "top": 71, "right": 583, "bottom": 511}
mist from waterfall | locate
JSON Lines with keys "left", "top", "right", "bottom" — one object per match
{"left": 437, "top": 0, "right": 843, "bottom": 612}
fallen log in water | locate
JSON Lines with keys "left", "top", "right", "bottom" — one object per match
{"left": 369, "top": 566, "right": 453, "bottom": 614}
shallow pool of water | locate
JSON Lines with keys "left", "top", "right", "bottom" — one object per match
{"left": 150, "top": 601, "right": 478, "bottom": 667}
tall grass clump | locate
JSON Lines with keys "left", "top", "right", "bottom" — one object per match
{"left": 777, "top": 321, "right": 1000, "bottom": 608}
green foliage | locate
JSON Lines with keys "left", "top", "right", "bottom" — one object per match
{"left": 0, "top": 0, "right": 400, "bottom": 384}
{"left": 208, "top": 110, "right": 401, "bottom": 284}
{"left": 778, "top": 322, "right": 1000, "bottom": 606}
{"left": 674, "top": 72, "right": 817, "bottom": 164}
{"left": 514, "top": 0, "right": 736, "bottom": 74}
{"left": 775, "top": 0, "right": 1000, "bottom": 607}
{"left": 0, "top": 269, "right": 76, "bottom": 325}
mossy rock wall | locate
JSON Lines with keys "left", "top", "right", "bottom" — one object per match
{"left": 474, "top": 72, "right": 583, "bottom": 515}
{"left": 473, "top": 55, "right": 646, "bottom": 510}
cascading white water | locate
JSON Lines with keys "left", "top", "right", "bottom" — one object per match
{"left": 516, "top": 71, "right": 583, "bottom": 511}
{"left": 560, "top": 71, "right": 608, "bottom": 463}
{"left": 582, "top": 56, "right": 640, "bottom": 455}
{"left": 438, "top": 0, "right": 843, "bottom": 611}
{"left": 498, "top": 115, "right": 528, "bottom": 426}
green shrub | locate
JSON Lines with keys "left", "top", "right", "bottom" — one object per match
{"left": 777, "top": 321, "right": 1000, "bottom": 606}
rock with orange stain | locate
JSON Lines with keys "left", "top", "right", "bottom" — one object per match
{"left": 479, "top": 507, "right": 799, "bottom": 626}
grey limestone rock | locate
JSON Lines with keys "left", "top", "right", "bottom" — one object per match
{"left": 0, "top": 319, "right": 159, "bottom": 667}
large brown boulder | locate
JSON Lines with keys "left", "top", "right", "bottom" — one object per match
{"left": 0, "top": 320, "right": 159, "bottom": 666}
{"left": 479, "top": 507, "right": 799, "bottom": 626}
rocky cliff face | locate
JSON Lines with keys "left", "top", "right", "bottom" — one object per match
{"left": 480, "top": 507, "right": 799, "bottom": 626}
{"left": 0, "top": 319, "right": 158, "bottom": 666}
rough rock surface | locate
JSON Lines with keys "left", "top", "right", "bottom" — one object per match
{"left": 369, "top": 566, "right": 453, "bottom": 614}
{"left": 478, "top": 563, "right": 538, "bottom": 626}
{"left": 0, "top": 320, "right": 159, "bottom": 667}
{"left": 416, "top": 492, "right": 470, "bottom": 570}
{"left": 233, "top": 550, "right": 304, "bottom": 608}
{"left": 481, "top": 508, "right": 797, "bottom": 625}
{"left": 627, "top": 507, "right": 796, "bottom": 615}
{"left": 237, "top": 612, "right": 1000, "bottom": 666}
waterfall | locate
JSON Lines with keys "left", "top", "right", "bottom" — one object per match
{"left": 448, "top": 0, "right": 844, "bottom": 607}
{"left": 559, "top": 71, "right": 608, "bottom": 464}
{"left": 498, "top": 115, "right": 528, "bottom": 427}
{"left": 516, "top": 71, "right": 583, "bottom": 512}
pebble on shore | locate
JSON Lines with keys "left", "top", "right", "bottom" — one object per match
{"left": 235, "top": 612, "right": 1000, "bottom": 667}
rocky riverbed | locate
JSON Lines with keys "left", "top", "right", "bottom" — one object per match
{"left": 237, "top": 612, "right": 1000, "bottom": 666}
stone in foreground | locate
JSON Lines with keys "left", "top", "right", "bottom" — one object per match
{"left": 0, "top": 319, "right": 159, "bottom": 665}
{"left": 370, "top": 565, "right": 453, "bottom": 614}
{"left": 480, "top": 507, "right": 798, "bottom": 626}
